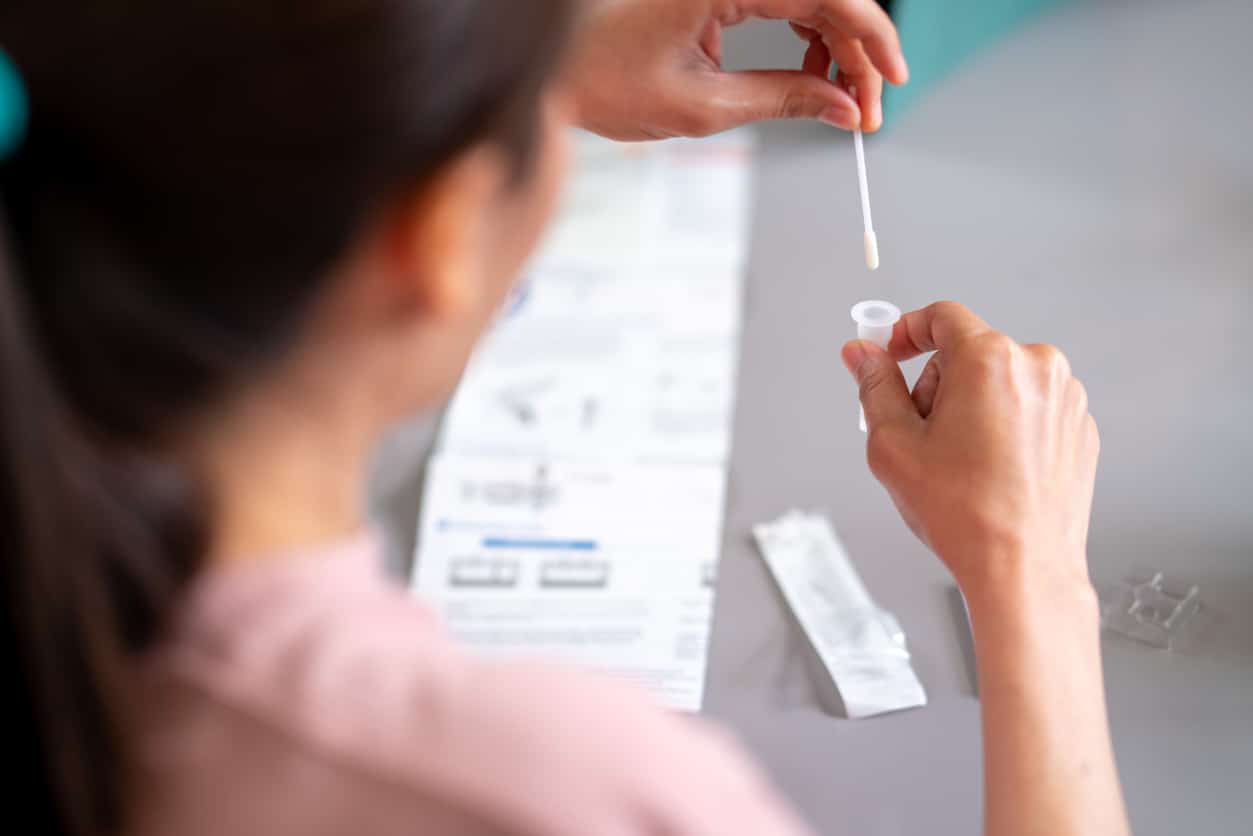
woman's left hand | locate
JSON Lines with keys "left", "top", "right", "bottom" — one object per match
{"left": 566, "top": 0, "right": 908, "bottom": 140}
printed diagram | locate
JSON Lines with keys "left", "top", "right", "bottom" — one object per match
{"left": 496, "top": 376, "right": 601, "bottom": 432}
{"left": 458, "top": 464, "right": 560, "bottom": 511}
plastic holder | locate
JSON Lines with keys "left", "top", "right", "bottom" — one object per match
{"left": 850, "top": 301, "right": 901, "bottom": 432}
{"left": 1100, "top": 568, "right": 1204, "bottom": 651}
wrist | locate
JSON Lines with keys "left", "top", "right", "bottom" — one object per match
{"left": 961, "top": 557, "right": 1102, "bottom": 677}
{"left": 956, "top": 545, "right": 1099, "bottom": 624}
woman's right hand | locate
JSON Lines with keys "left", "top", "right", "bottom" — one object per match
{"left": 842, "top": 301, "right": 1130, "bottom": 836}
{"left": 840, "top": 301, "right": 1100, "bottom": 604}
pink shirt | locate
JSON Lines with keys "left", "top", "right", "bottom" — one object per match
{"left": 131, "top": 537, "right": 811, "bottom": 836}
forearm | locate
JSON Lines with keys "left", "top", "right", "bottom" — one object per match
{"left": 965, "top": 564, "right": 1129, "bottom": 836}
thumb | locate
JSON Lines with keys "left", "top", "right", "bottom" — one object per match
{"left": 708, "top": 71, "right": 861, "bottom": 132}
{"left": 841, "top": 341, "right": 919, "bottom": 431}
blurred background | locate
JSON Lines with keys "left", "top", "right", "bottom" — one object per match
{"left": 374, "top": 1, "right": 1252, "bottom": 833}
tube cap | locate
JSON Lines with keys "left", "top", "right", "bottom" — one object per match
{"left": 850, "top": 300, "right": 902, "bottom": 346}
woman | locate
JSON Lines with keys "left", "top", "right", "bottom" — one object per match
{"left": 0, "top": 1, "right": 1127, "bottom": 834}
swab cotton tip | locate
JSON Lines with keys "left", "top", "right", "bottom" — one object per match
{"left": 851, "top": 300, "right": 902, "bottom": 432}
{"left": 863, "top": 229, "right": 879, "bottom": 271}
{"left": 852, "top": 127, "right": 877, "bottom": 272}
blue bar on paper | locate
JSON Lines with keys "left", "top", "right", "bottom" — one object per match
{"left": 482, "top": 537, "right": 598, "bottom": 552}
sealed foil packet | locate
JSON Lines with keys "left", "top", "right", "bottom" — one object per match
{"left": 754, "top": 511, "right": 927, "bottom": 719}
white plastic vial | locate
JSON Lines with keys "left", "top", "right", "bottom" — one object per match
{"left": 850, "top": 300, "right": 902, "bottom": 432}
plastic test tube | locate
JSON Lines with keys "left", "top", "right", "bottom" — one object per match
{"left": 851, "top": 300, "right": 902, "bottom": 432}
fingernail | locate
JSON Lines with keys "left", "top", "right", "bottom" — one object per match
{"left": 820, "top": 106, "right": 860, "bottom": 131}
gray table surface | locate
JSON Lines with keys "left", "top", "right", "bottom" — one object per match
{"left": 372, "top": 1, "right": 1253, "bottom": 833}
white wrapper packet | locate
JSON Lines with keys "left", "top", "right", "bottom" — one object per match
{"left": 753, "top": 511, "right": 927, "bottom": 719}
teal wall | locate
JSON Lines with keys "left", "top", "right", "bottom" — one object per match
{"left": 884, "top": 0, "right": 1067, "bottom": 123}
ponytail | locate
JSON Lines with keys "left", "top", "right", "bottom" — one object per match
{"left": 0, "top": 40, "right": 211, "bottom": 835}
{"left": 0, "top": 206, "right": 207, "bottom": 836}
{"left": 0, "top": 200, "right": 113, "bottom": 835}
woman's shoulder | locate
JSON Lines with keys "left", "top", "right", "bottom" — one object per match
{"left": 134, "top": 536, "right": 497, "bottom": 832}
{"left": 148, "top": 534, "right": 455, "bottom": 728}
{"left": 134, "top": 534, "right": 806, "bottom": 836}
{"left": 143, "top": 535, "right": 543, "bottom": 771}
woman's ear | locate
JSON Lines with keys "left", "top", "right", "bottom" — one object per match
{"left": 383, "top": 144, "right": 509, "bottom": 320}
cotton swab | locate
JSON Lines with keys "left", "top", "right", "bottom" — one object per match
{"left": 852, "top": 125, "right": 878, "bottom": 270}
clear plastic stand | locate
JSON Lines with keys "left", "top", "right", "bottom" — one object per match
{"left": 1101, "top": 569, "right": 1205, "bottom": 651}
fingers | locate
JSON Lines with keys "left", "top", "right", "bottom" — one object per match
{"left": 1068, "top": 377, "right": 1090, "bottom": 419}
{"left": 1085, "top": 413, "right": 1101, "bottom": 461}
{"left": 886, "top": 300, "right": 993, "bottom": 363}
{"left": 1021, "top": 344, "right": 1100, "bottom": 473}
{"left": 707, "top": 70, "right": 860, "bottom": 132}
{"left": 1022, "top": 340, "right": 1072, "bottom": 396}
{"left": 834, "top": 46, "right": 882, "bottom": 130}
{"left": 1024, "top": 343, "right": 1096, "bottom": 435}
{"left": 739, "top": 0, "right": 908, "bottom": 85}
{"left": 840, "top": 340, "right": 919, "bottom": 432}
{"left": 800, "top": 34, "right": 831, "bottom": 79}
{"left": 911, "top": 353, "right": 942, "bottom": 418}
{"left": 794, "top": 27, "right": 879, "bottom": 131}
{"left": 789, "top": 21, "right": 818, "bottom": 42}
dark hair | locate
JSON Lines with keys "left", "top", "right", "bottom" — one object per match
{"left": 0, "top": 2, "right": 573, "bottom": 834}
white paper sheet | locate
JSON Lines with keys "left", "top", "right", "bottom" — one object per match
{"left": 412, "top": 454, "right": 726, "bottom": 711}
{"left": 412, "top": 130, "right": 753, "bottom": 710}
{"left": 533, "top": 131, "right": 753, "bottom": 275}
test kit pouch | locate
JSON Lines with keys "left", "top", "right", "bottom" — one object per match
{"left": 754, "top": 511, "right": 926, "bottom": 719}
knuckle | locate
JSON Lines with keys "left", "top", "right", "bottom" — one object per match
{"left": 1031, "top": 343, "right": 1071, "bottom": 379}
{"left": 965, "top": 331, "right": 1016, "bottom": 371}
{"left": 982, "top": 331, "right": 1017, "bottom": 357}
{"left": 775, "top": 89, "right": 810, "bottom": 120}
{"left": 857, "top": 373, "right": 879, "bottom": 402}
{"left": 930, "top": 300, "right": 969, "bottom": 322}
{"left": 857, "top": 366, "right": 890, "bottom": 402}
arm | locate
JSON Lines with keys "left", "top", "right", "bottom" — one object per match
{"left": 967, "top": 570, "right": 1127, "bottom": 836}
{"left": 842, "top": 302, "right": 1129, "bottom": 836}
